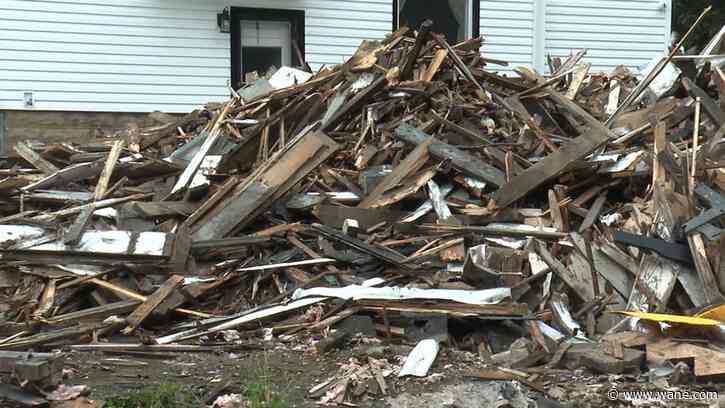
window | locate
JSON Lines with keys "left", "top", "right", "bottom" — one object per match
{"left": 230, "top": 8, "right": 305, "bottom": 89}
{"left": 394, "top": 0, "right": 480, "bottom": 43}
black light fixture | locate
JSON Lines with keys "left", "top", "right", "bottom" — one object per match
{"left": 217, "top": 7, "right": 231, "bottom": 33}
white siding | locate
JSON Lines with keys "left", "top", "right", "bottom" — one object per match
{"left": 0, "top": 0, "right": 392, "bottom": 113}
{"left": 480, "top": 0, "right": 535, "bottom": 71}
{"left": 479, "top": 0, "right": 670, "bottom": 74}
{"left": 544, "top": 0, "right": 671, "bottom": 73}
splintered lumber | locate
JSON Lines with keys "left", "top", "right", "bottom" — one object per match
{"left": 648, "top": 339, "right": 725, "bottom": 377}
{"left": 0, "top": 225, "right": 174, "bottom": 264}
{"left": 0, "top": 322, "right": 112, "bottom": 350}
{"left": 94, "top": 140, "right": 125, "bottom": 201}
{"left": 44, "top": 300, "right": 141, "bottom": 325}
{"left": 565, "top": 63, "right": 591, "bottom": 100}
{"left": 359, "top": 138, "right": 432, "bottom": 208}
{"left": 395, "top": 123, "right": 505, "bottom": 187}
{"left": 682, "top": 77, "right": 725, "bottom": 128}
{"left": 431, "top": 111, "right": 491, "bottom": 145}
{"left": 64, "top": 140, "right": 125, "bottom": 245}
{"left": 169, "top": 101, "right": 235, "bottom": 197}
{"left": 688, "top": 232, "right": 725, "bottom": 304}
{"left": 536, "top": 241, "right": 594, "bottom": 302}
{"left": 32, "top": 193, "right": 150, "bottom": 223}
{"left": 322, "top": 75, "right": 389, "bottom": 132}
{"left": 190, "top": 130, "right": 339, "bottom": 241}
{"left": 578, "top": 191, "right": 607, "bottom": 233}
{"left": 423, "top": 49, "right": 449, "bottom": 82}
{"left": 123, "top": 275, "right": 184, "bottom": 334}
{"left": 20, "top": 160, "right": 105, "bottom": 193}
{"left": 494, "top": 91, "right": 613, "bottom": 208}
{"left": 311, "top": 223, "right": 409, "bottom": 268}
{"left": 14, "top": 142, "right": 59, "bottom": 175}
{"left": 400, "top": 20, "right": 433, "bottom": 80}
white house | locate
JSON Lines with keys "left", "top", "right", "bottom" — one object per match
{"left": 0, "top": 0, "right": 672, "bottom": 132}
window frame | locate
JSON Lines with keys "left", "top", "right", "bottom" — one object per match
{"left": 230, "top": 7, "right": 305, "bottom": 89}
{"left": 392, "top": 0, "right": 481, "bottom": 40}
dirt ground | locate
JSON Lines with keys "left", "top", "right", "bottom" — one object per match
{"left": 5, "top": 338, "right": 725, "bottom": 407}
{"left": 60, "top": 342, "right": 486, "bottom": 408}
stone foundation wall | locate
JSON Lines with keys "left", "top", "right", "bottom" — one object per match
{"left": 0, "top": 110, "right": 169, "bottom": 154}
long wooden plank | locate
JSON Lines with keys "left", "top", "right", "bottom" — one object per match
{"left": 688, "top": 232, "right": 725, "bottom": 304}
{"left": 394, "top": 123, "right": 505, "bottom": 187}
{"left": 578, "top": 191, "right": 608, "bottom": 233}
{"left": 191, "top": 131, "right": 339, "bottom": 241}
{"left": 359, "top": 138, "right": 431, "bottom": 208}
{"left": 64, "top": 140, "right": 125, "bottom": 245}
{"left": 13, "top": 142, "right": 59, "bottom": 175}
{"left": 20, "top": 160, "right": 105, "bottom": 193}
{"left": 682, "top": 77, "right": 725, "bottom": 128}
{"left": 494, "top": 91, "right": 612, "bottom": 208}
{"left": 123, "top": 275, "right": 184, "bottom": 334}
{"left": 94, "top": 140, "right": 125, "bottom": 201}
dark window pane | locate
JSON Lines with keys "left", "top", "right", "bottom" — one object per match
{"left": 242, "top": 47, "right": 282, "bottom": 77}
{"left": 399, "top": 0, "right": 466, "bottom": 43}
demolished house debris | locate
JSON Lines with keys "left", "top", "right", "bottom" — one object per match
{"left": 2, "top": 12, "right": 725, "bottom": 407}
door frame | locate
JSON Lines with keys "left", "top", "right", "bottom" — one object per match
{"left": 230, "top": 7, "right": 305, "bottom": 89}
{"left": 392, "top": 0, "right": 480, "bottom": 40}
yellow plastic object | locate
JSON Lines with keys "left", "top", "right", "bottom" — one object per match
{"left": 696, "top": 304, "right": 725, "bottom": 321}
{"left": 614, "top": 311, "right": 722, "bottom": 326}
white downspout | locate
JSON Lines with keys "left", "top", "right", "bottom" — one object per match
{"left": 533, "top": 0, "right": 547, "bottom": 73}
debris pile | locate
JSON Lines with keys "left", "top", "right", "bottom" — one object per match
{"left": 1, "top": 19, "right": 725, "bottom": 407}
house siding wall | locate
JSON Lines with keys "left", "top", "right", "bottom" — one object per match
{"left": 0, "top": 0, "right": 670, "bottom": 114}
{"left": 480, "top": 0, "right": 536, "bottom": 72}
{"left": 480, "top": 0, "right": 671, "bottom": 74}
{"left": 544, "top": 0, "right": 671, "bottom": 72}
{"left": 0, "top": 0, "right": 392, "bottom": 113}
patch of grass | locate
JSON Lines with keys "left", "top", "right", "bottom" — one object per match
{"left": 105, "top": 383, "right": 196, "bottom": 408}
{"left": 246, "top": 379, "right": 289, "bottom": 408}
{"left": 242, "top": 353, "right": 289, "bottom": 408}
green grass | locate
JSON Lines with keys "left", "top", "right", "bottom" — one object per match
{"left": 246, "top": 379, "right": 289, "bottom": 408}
{"left": 105, "top": 383, "right": 196, "bottom": 408}
{"left": 242, "top": 353, "right": 289, "bottom": 408}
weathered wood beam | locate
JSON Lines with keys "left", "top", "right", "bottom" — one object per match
{"left": 394, "top": 123, "right": 505, "bottom": 187}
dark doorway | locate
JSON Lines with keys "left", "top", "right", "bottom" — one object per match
{"left": 230, "top": 7, "right": 305, "bottom": 89}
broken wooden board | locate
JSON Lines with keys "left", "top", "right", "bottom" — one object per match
{"left": 123, "top": 275, "right": 184, "bottom": 334}
{"left": 682, "top": 77, "right": 725, "bottom": 128}
{"left": 395, "top": 123, "right": 505, "bottom": 187}
{"left": 494, "top": 90, "right": 614, "bottom": 208}
{"left": 0, "top": 225, "right": 174, "bottom": 264}
{"left": 648, "top": 339, "right": 725, "bottom": 377}
{"left": 189, "top": 130, "right": 340, "bottom": 241}
{"left": 688, "top": 232, "right": 725, "bottom": 304}
{"left": 20, "top": 160, "right": 105, "bottom": 193}
{"left": 536, "top": 240, "right": 595, "bottom": 302}
{"left": 359, "top": 138, "right": 432, "bottom": 208}
{"left": 13, "top": 142, "right": 59, "bottom": 175}
{"left": 311, "top": 223, "right": 410, "bottom": 268}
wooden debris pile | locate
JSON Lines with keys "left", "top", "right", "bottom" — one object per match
{"left": 1, "top": 18, "right": 725, "bottom": 406}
